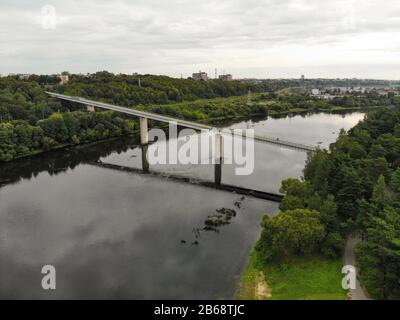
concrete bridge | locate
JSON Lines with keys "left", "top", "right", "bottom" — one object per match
{"left": 46, "top": 92, "right": 318, "bottom": 199}
{"left": 46, "top": 92, "right": 317, "bottom": 152}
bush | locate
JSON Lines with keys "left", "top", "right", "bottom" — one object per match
{"left": 257, "top": 209, "right": 326, "bottom": 261}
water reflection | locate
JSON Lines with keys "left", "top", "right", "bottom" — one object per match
{"left": 101, "top": 112, "right": 365, "bottom": 193}
{"left": 0, "top": 163, "right": 276, "bottom": 299}
{"left": 0, "top": 136, "right": 139, "bottom": 188}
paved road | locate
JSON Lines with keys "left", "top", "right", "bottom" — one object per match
{"left": 343, "top": 237, "right": 371, "bottom": 300}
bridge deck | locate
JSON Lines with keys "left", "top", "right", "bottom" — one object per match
{"left": 46, "top": 92, "right": 212, "bottom": 131}
{"left": 46, "top": 92, "right": 317, "bottom": 152}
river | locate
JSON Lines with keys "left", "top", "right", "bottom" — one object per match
{"left": 0, "top": 111, "right": 365, "bottom": 299}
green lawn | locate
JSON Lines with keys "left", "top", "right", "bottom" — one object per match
{"left": 239, "top": 250, "right": 347, "bottom": 300}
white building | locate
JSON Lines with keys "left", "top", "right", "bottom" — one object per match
{"left": 311, "top": 88, "right": 320, "bottom": 96}
{"left": 59, "top": 74, "right": 69, "bottom": 85}
{"left": 17, "top": 74, "right": 30, "bottom": 80}
{"left": 192, "top": 71, "right": 208, "bottom": 81}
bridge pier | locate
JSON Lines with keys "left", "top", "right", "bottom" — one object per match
{"left": 141, "top": 144, "right": 150, "bottom": 173}
{"left": 140, "top": 117, "right": 149, "bottom": 145}
{"left": 86, "top": 105, "right": 95, "bottom": 112}
{"left": 214, "top": 132, "right": 224, "bottom": 185}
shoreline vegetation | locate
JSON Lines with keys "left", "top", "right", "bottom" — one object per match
{"left": 240, "top": 106, "right": 400, "bottom": 300}
{"left": 239, "top": 249, "right": 346, "bottom": 300}
{"left": 2, "top": 73, "right": 397, "bottom": 163}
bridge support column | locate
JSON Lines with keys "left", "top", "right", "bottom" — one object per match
{"left": 141, "top": 144, "right": 150, "bottom": 173}
{"left": 214, "top": 132, "right": 224, "bottom": 185}
{"left": 140, "top": 117, "right": 149, "bottom": 145}
{"left": 86, "top": 105, "right": 95, "bottom": 112}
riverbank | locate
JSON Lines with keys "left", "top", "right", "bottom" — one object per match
{"left": 143, "top": 93, "right": 376, "bottom": 121}
{"left": 238, "top": 106, "right": 400, "bottom": 300}
{"left": 238, "top": 249, "right": 346, "bottom": 300}
{"left": 267, "top": 105, "right": 380, "bottom": 117}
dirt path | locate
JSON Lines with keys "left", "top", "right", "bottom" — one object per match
{"left": 343, "top": 237, "right": 371, "bottom": 300}
{"left": 255, "top": 272, "right": 272, "bottom": 299}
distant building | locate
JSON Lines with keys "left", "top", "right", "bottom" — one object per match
{"left": 59, "top": 74, "right": 69, "bottom": 85}
{"left": 376, "top": 89, "right": 390, "bottom": 96}
{"left": 219, "top": 74, "right": 233, "bottom": 81}
{"left": 17, "top": 74, "right": 30, "bottom": 80}
{"left": 301, "top": 75, "right": 305, "bottom": 81}
{"left": 311, "top": 88, "right": 320, "bottom": 96}
{"left": 192, "top": 71, "right": 208, "bottom": 81}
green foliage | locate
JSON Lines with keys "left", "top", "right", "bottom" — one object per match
{"left": 0, "top": 111, "right": 136, "bottom": 162}
{"left": 38, "top": 113, "right": 69, "bottom": 142}
{"left": 279, "top": 195, "right": 305, "bottom": 211}
{"left": 239, "top": 250, "right": 346, "bottom": 300}
{"left": 257, "top": 209, "right": 326, "bottom": 261}
{"left": 390, "top": 168, "right": 400, "bottom": 193}
{"left": 269, "top": 177, "right": 343, "bottom": 260}
{"left": 355, "top": 205, "right": 400, "bottom": 299}
{"left": 372, "top": 175, "right": 390, "bottom": 205}
{"left": 279, "top": 178, "right": 312, "bottom": 198}
{"left": 301, "top": 107, "right": 400, "bottom": 298}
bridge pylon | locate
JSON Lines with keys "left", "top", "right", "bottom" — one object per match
{"left": 214, "top": 132, "right": 224, "bottom": 185}
{"left": 140, "top": 117, "right": 149, "bottom": 145}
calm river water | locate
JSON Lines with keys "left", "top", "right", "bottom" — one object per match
{"left": 0, "top": 111, "right": 365, "bottom": 299}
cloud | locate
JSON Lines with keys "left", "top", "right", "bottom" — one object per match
{"left": 0, "top": 0, "right": 399, "bottom": 78}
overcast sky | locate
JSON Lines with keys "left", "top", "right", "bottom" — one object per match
{"left": 1, "top": 0, "right": 400, "bottom": 79}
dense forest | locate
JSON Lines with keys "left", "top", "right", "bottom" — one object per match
{"left": 0, "top": 71, "right": 278, "bottom": 124}
{"left": 255, "top": 91, "right": 400, "bottom": 114}
{"left": 1, "top": 72, "right": 399, "bottom": 162}
{"left": 0, "top": 72, "right": 277, "bottom": 162}
{"left": 255, "top": 107, "right": 400, "bottom": 299}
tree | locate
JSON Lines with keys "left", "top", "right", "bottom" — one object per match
{"left": 303, "top": 150, "right": 333, "bottom": 196}
{"left": 279, "top": 178, "right": 312, "bottom": 199}
{"left": 279, "top": 195, "right": 305, "bottom": 211}
{"left": 390, "top": 168, "right": 400, "bottom": 194}
{"left": 38, "top": 113, "right": 69, "bottom": 143}
{"left": 362, "top": 157, "right": 390, "bottom": 184}
{"left": 369, "top": 144, "right": 386, "bottom": 158}
{"left": 257, "top": 209, "right": 326, "bottom": 260}
{"left": 335, "top": 166, "right": 363, "bottom": 220}
{"left": 355, "top": 206, "right": 400, "bottom": 299}
{"left": 372, "top": 175, "right": 390, "bottom": 205}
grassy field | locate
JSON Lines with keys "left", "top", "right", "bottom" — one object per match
{"left": 239, "top": 250, "right": 347, "bottom": 300}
